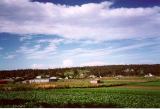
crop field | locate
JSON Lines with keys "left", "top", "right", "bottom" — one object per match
{"left": 0, "top": 77, "right": 160, "bottom": 108}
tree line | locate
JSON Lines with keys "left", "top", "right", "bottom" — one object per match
{"left": 0, "top": 64, "right": 160, "bottom": 79}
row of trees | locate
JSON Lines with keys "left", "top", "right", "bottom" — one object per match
{"left": 0, "top": 64, "right": 160, "bottom": 79}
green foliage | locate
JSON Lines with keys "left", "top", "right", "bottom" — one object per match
{"left": 0, "top": 87, "right": 160, "bottom": 108}
{"left": 77, "top": 69, "right": 90, "bottom": 78}
{"left": 0, "top": 77, "right": 160, "bottom": 108}
{"left": 64, "top": 70, "right": 75, "bottom": 79}
{"left": 131, "top": 81, "right": 160, "bottom": 86}
{"left": 139, "top": 69, "right": 144, "bottom": 76}
{"left": 0, "top": 77, "right": 159, "bottom": 91}
{"left": 63, "top": 69, "right": 90, "bottom": 79}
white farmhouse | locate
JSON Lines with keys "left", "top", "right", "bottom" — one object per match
{"left": 90, "top": 79, "right": 100, "bottom": 84}
{"left": 36, "top": 76, "right": 42, "bottom": 79}
{"left": 144, "top": 73, "right": 154, "bottom": 77}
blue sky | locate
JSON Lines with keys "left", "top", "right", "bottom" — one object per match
{"left": 32, "top": 0, "right": 160, "bottom": 7}
{"left": 0, "top": 0, "right": 160, "bottom": 70}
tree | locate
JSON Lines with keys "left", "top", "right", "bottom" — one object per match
{"left": 64, "top": 70, "right": 75, "bottom": 79}
{"left": 77, "top": 69, "right": 90, "bottom": 78}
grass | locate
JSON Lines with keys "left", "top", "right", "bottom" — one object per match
{"left": 0, "top": 88, "right": 160, "bottom": 108}
{"left": 129, "top": 81, "right": 160, "bottom": 86}
{"left": 0, "top": 76, "right": 160, "bottom": 108}
{"left": 0, "top": 79, "right": 126, "bottom": 91}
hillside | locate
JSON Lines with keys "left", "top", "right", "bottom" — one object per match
{"left": 0, "top": 64, "right": 160, "bottom": 79}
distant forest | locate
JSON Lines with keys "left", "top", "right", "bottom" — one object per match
{"left": 0, "top": 64, "right": 160, "bottom": 79}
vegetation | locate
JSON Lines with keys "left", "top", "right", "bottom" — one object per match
{"left": 0, "top": 77, "right": 159, "bottom": 91}
{"left": 0, "top": 87, "right": 160, "bottom": 108}
{"left": 0, "top": 64, "right": 160, "bottom": 79}
{"left": 0, "top": 65, "right": 160, "bottom": 108}
{"left": 0, "top": 77, "right": 160, "bottom": 107}
{"left": 130, "top": 81, "right": 160, "bottom": 86}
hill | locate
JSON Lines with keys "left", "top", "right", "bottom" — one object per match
{"left": 0, "top": 64, "right": 160, "bottom": 79}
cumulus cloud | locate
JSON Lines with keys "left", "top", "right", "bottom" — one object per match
{"left": 31, "top": 64, "right": 46, "bottom": 69}
{"left": 0, "top": 0, "right": 159, "bottom": 41}
{"left": 62, "top": 59, "right": 74, "bottom": 67}
{"left": 81, "top": 61, "right": 106, "bottom": 66}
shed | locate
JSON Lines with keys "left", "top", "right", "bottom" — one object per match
{"left": 144, "top": 73, "right": 154, "bottom": 77}
{"left": 36, "top": 76, "right": 41, "bottom": 79}
{"left": 89, "top": 75, "right": 96, "bottom": 78}
{"left": 49, "top": 77, "right": 58, "bottom": 82}
{"left": 0, "top": 80, "right": 8, "bottom": 84}
{"left": 65, "top": 77, "right": 68, "bottom": 79}
{"left": 29, "top": 78, "right": 49, "bottom": 83}
{"left": 59, "top": 78, "right": 62, "bottom": 80}
{"left": 0, "top": 78, "right": 14, "bottom": 84}
{"left": 90, "top": 79, "right": 101, "bottom": 84}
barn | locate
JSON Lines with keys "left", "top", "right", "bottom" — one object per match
{"left": 0, "top": 80, "right": 8, "bottom": 84}
{"left": 0, "top": 78, "right": 14, "bottom": 84}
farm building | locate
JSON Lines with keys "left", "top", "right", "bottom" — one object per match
{"left": 0, "top": 80, "right": 8, "bottom": 84}
{"left": 115, "top": 75, "right": 124, "bottom": 79}
{"left": 28, "top": 78, "right": 49, "bottom": 83}
{"left": 14, "top": 77, "right": 24, "bottom": 82}
{"left": 49, "top": 77, "right": 58, "bottom": 82}
{"left": 90, "top": 79, "right": 101, "bottom": 84}
{"left": 0, "top": 78, "right": 14, "bottom": 84}
{"left": 65, "top": 77, "right": 69, "bottom": 79}
{"left": 22, "top": 76, "right": 59, "bottom": 83}
{"left": 144, "top": 73, "right": 154, "bottom": 77}
{"left": 36, "top": 75, "right": 42, "bottom": 79}
{"left": 89, "top": 75, "right": 97, "bottom": 78}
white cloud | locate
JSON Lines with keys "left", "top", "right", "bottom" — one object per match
{"left": 59, "top": 41, "right": 156, "bottom": 59}
{"left": 19, "top": 35, "right": 33, "bottom": 41}
{"left": 62, "top": 59, "right": 74, "bottom": 67}
{"left": 0, "top": 0, "right": 159, "bottom": 41}
{"left": 81, "top": 61, "right": 106, "bottom": 66}
{"left": 31, "top": 64, "right": 46, "bottom": 69}
{"left": 31, "top": 63, "right": 58, "bottom": 69}
{"left": 16, "top": 38, "right": 63, "bottom": 59}
{"left": 37, "top": 38, "right": 63, "bottom": 44}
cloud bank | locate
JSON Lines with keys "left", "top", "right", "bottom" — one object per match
{"left": 0, "top": 0, "right": 160, "bottom": 41}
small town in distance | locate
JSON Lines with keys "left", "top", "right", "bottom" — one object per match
{"left": 0, "top": 64, "right": 159, "bottom": 85}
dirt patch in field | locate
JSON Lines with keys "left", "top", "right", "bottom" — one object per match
{"left": 0, "top": 98, "right": 30, "bottom": 105}
{"left": 35, "top": 102, "right": 119, "bottom": 108}
{"left": 115, "top": 85, "right": 160, "bottom": 90}
{"left": 106, "top": 80, "right": 146, "bottom": 82}
{"left": 32, "top": 84, "right": 56, "bottom": 89}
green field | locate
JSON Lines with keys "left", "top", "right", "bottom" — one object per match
{"left": 130, "top": 81, "right": 160, "bottom": 86}
{"left": 0, "top": 77, "right": 160, "bottom": 108}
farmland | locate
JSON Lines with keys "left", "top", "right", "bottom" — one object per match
{"left": 0, "top": 76, "right": 160, "bottom": 108}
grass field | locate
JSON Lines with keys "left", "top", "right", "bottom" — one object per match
{"left": 0, "top": 77, "right": 160, "bottom": 108}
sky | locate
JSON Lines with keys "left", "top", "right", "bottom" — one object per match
{"left": 0, "top": 0, "right": 160, "bottom": 70}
